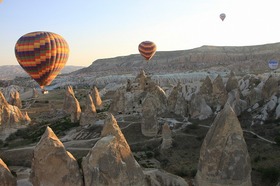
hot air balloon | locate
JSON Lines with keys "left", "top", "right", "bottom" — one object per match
{"left": 138, "top": 41, "right": 157, "bottom": 61}
{"left": 220, "top": 13, "right": 226, "bottom": 21}
{"left": 15, "top": 31, "right": 69, "bottom": 91}
{"left": 268, "top": 59, "right": 279, "bottom": 70}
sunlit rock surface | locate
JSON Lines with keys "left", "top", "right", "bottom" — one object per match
{"left": 29, "top": 126, "right": 83, "bottom": 186}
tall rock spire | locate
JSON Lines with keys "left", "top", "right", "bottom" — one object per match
{"left": 195, "top": 103, "right": 252, "bottom": 186}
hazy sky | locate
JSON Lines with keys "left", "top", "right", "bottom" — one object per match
{"left": 1, "top": 0, "right": 280, "bottom": 67}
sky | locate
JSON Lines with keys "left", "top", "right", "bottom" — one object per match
{"left": 1, "top": 0, "right": 280, "bottom": 67}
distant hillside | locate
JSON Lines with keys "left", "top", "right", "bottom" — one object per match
{"left": 0, "top": 65, "right": 85, "bottom": 80}
{"left": 72, "top": 42, "right": 280, "bottom": 77}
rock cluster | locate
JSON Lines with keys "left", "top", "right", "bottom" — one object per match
{"left": 0, "top": 91, "right": 30, "bottom": 128}
{"left": 109, "top": 70, "right": 167, "bottom": 115}
{"left": 195, "top": 103, "right": 252, "bottom": 186}
{"left": 109, "top": 70, "right": 167, "bottom": 136}
{"left": 63, "top": 86, "right": 81, "bottom": 122}
{"left": 29, "top": 126, "right": 83, "bottom": 186}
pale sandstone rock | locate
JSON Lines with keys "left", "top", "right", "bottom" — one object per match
{"left": 0, "top": 91, "right": 29, "bottom": 128}
{"left": 226, "top": 71, "right": 239, "bottom": 93}
{"left": 227, "top": 89, "right": 247, "bottom": 116}
{"left": 161, "top": 123, "right": 172, "bottom": 150}
{"left": 167, "top": 82, "right": 187, "bottom": 116}
{"left": 30, "top": 126, "right": 83, "bottom": 186}
{"left": 0, "top": 158, "right": 17, "bottom": 186}
{"left": 144, "top": 169, "right": 188, "bottom": 186}
{"left": 82, "top": 113, "right": 145, "bottom": 186}
{"left": 189, "top": 94, "right": 213, "bottom": 120}
{"left": 80, "top": 94, "right": 97, "bottom": 126}
{"left": 63, "top": 86, "right": 81, "bottom": 122}
{"left": 212, "top": 75, "right": 228, "bottom": 107}
{"left": 90, "top": 86, "right": 103, "bottom": 109}
{"left": 262, "top": 75, "right": 278, "bottom": 101}
{"left": 8, "top": 90, "right": 22, "bottom": 108}
{"left": 195, "top": 103, "right": 252, "bottom": 186}
{"left": 142, "top": 95, "right": 159, "bottom": 137}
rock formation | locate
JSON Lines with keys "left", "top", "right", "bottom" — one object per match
{"left": 30, "top": 126, "right": 83, "bottom": 186}
{"left": 195, "top": 103, "right": 252, "bottom": 186}
{"left": 144, "top": 169, "right": 189, "bottom": 186}
{"left": 90, "top": 86, "right": 103, "bottom": 109}
{"left": 0, "top": 158, "right": 17, "bottom": 186}
{"left": 142, "top": 95, "right": 159, "bottom": 137}
{"left": 161, "top": 123, "right": 172, "bottom": 150}
{"left": 63, "top": 86, "right": 81, "bottom": 122}
{"left": 0, "top": 91, "right": 30, "bottom": 128}
{"left": 189, "top": 94, "right": 213, "bottom": 120}
{"left": 82, "top": 113, "right": 145, "bottom": 186}
{"left": 262, "top": 75, "right": 278, "bottom": 101}
{"left": 226, "top": 71, "right": 239, "bottom": 93}
{"left": 199, "top": 76, "right": 213, "bottom": 95}
{"left": 167, "top": 82, "right": 187, "bottom": 116}
{"left": 32, "top": 88, "right": 39, "bottom": 98}
{"left": 227, "top": 89, "right": 247, "bottom": 116}
{"left": 8, "top": 90, "right": 22, "bottom": 108}
{"left": 80, "top": 94, "right": 97, "bottom": 126}
{"left": 109, "top": 70, "right": 167, "bottom": 116}
{"left": 212, "top": 75, "right": 228, "bottom": 108}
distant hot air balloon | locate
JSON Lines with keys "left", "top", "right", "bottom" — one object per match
{"left": 15, "top": 31, "right": 69, "bottom": 91}
{"left": 268, "top": 59, "right": 279, "bottom": 70}
{"left": 220, "top": 13, "right": 226, "bottom": 21}
{"left": 138, "top": 41, "right": 157, "bottom": 61}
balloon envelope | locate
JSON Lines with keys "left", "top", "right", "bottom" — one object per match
{"left": 220, "top": 13, "right": 226, "bottom": 21}
{"left": 15, "top": 31, "right": 69, "bottom": 89}
{"left": 138, "top": 41, "right": 157, "bottom": 61}
{"left": 268, "top": 60, "right": 279, "bottom": 70}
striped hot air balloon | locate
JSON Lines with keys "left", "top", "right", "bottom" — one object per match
{"left": 138, "top": 41, "right": 157, "bottom": 61}
{"left": 15, "top": 31, "right": 69, "bottom": 90}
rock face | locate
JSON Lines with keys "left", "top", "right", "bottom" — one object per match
{"left": 30, "top": 126, "right": 83, "bottom": 186}
{"left": 195, "top": 103, "right": 252, "bottom": 186}
{"left": 82, "top": 113, "right": 145, "bottom": 186}
{"left": 90, "top": 86, "right": 103, "bottom": 109}
{"left": 8, "top": 90, "right": 22, "bottom": 108}
{"left": 0, "top": 158, "right": 17, "bottom": 186}
{"left": 0, "top": 91, "right": 30, "bottom": 128}
{"left": 161, "top": 123, "right": 172, "bottom": 150}
{"left": 80, "top": 94, "right": 97, "bottom": 126}
{"left": 63, "top": 86, "right": 81, "bottom": 122}
{"left": 142, "top": 95, "right": 159, "bottom": 137}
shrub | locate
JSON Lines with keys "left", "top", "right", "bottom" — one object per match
{"left": 275, "top": 135, "right": 280, "bottom": 146}
{"left": 259, "top": 167, "right": 280, "bottom": 183}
